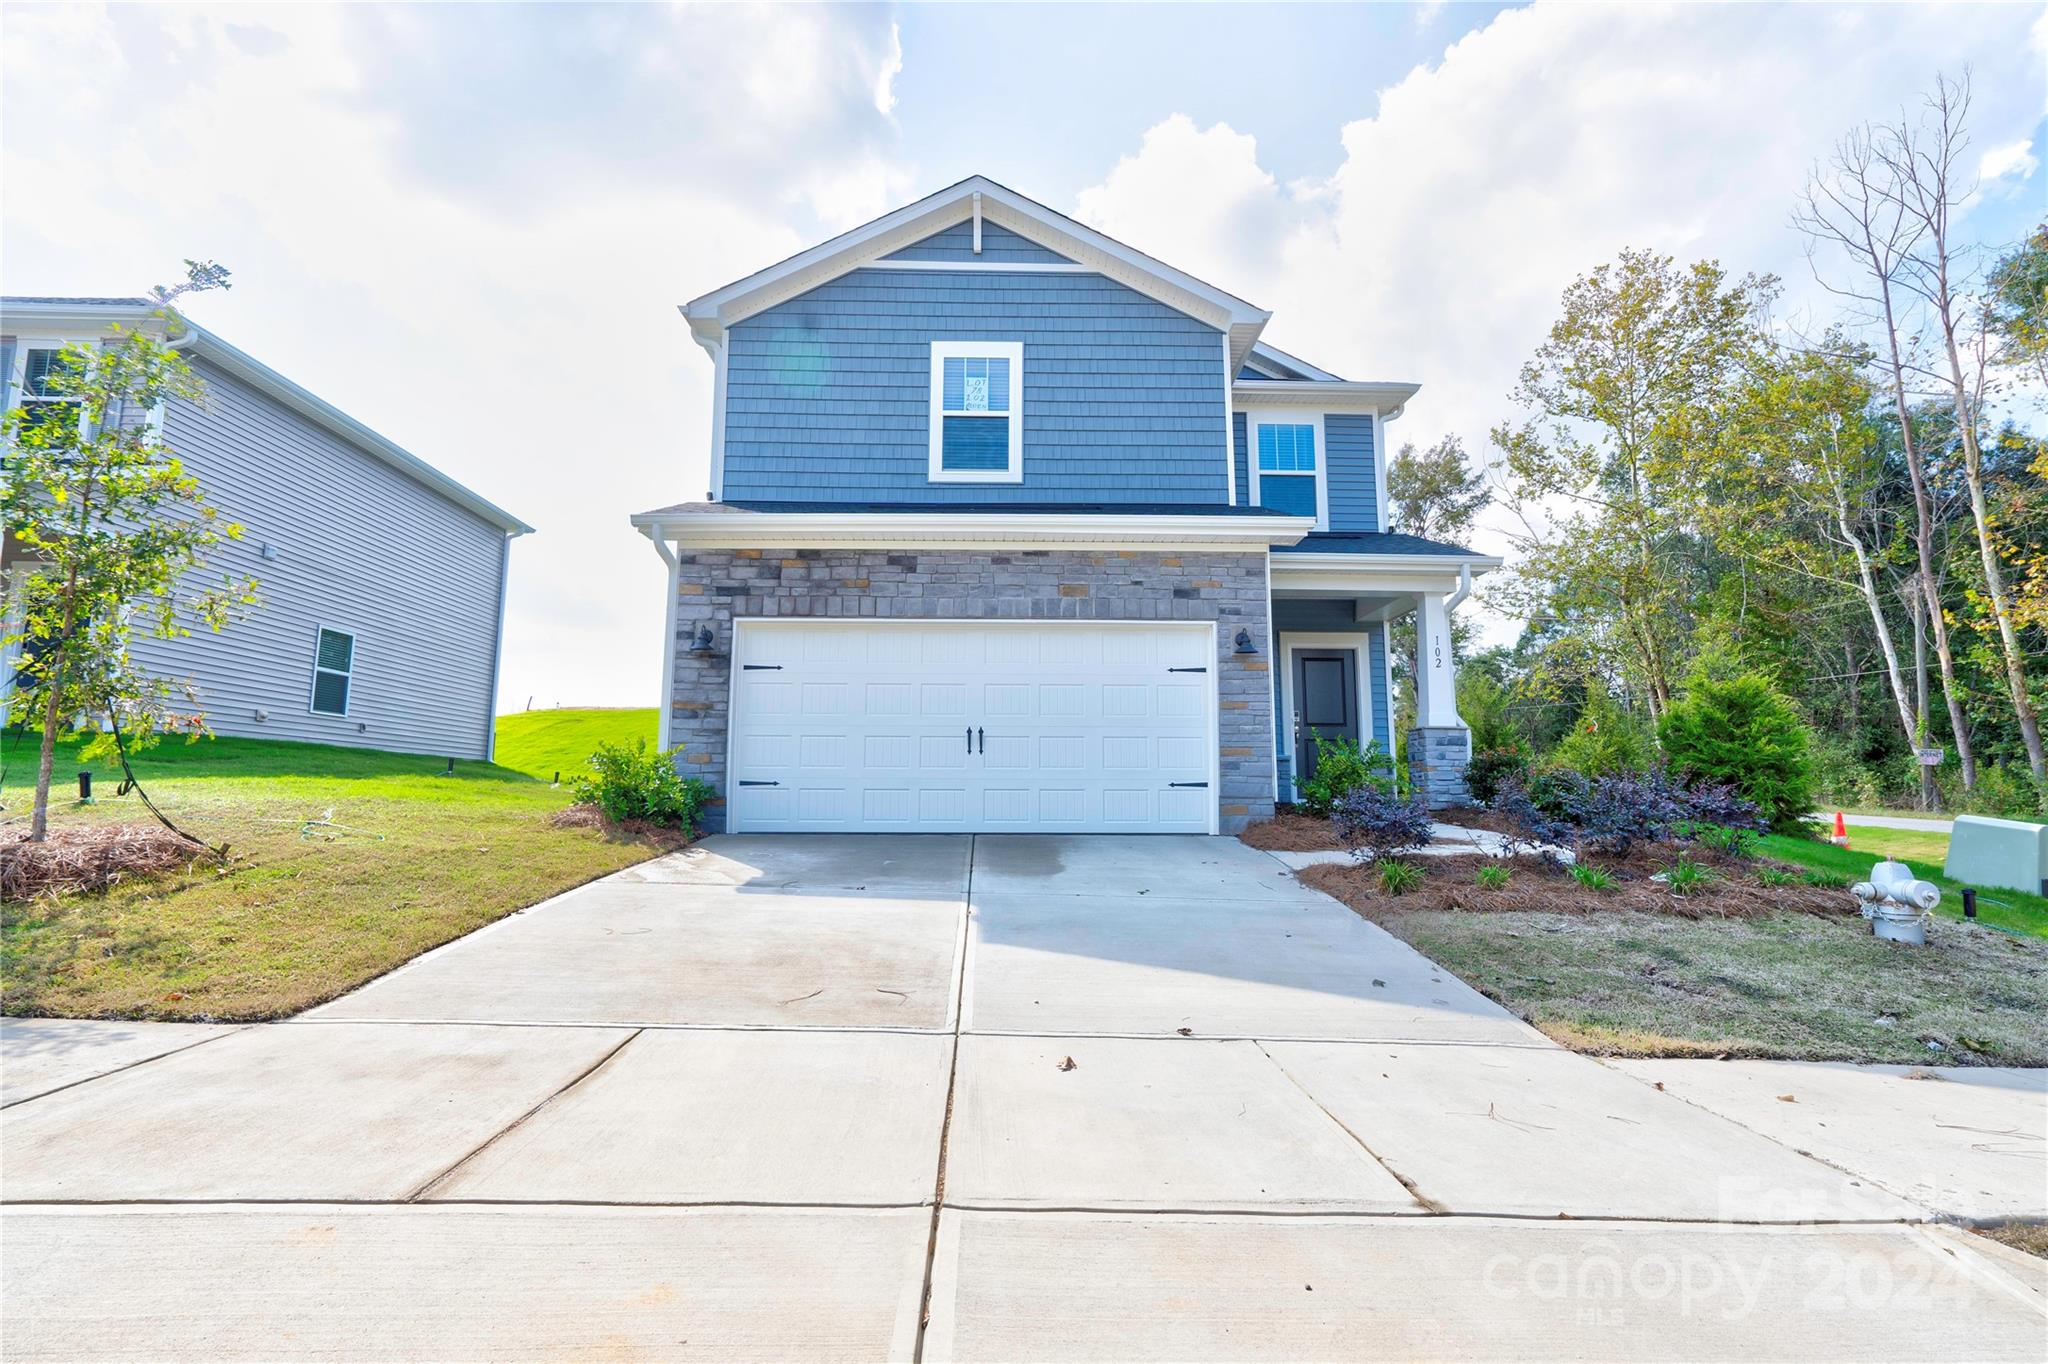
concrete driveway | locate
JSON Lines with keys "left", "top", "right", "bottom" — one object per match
{"left": 5, "top": 835, "right": 2044, "bottom": 1361}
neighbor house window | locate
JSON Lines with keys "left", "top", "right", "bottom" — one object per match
{"left": 1250, "top": 416, "right": 1325, "bottom": 528}
{"left": 13, "top": 344, "right": 87, "bottom": 438}
{"left": 928, "top": 340, "right": 1023, "bottom": 482}
{"left": 309, "top": 628, "right": 355, "bottom": 716}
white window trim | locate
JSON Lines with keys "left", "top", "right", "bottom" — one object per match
{"left": 928, "top": 340, "right": 1024, "bottom": 484}
{"left": 1277, "top": 630, "right": 1377, "bottom": 804}
{"left": 308, "top": 625, "right": 356, "bottom": 718}
{"left": 1243, "top": 408, "right": 1328, "bottom": 532}
{"left": 8, "top": 337, "right": 94, "bottom": 441}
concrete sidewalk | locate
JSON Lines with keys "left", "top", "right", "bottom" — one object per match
{"left": 5, "top": 833, "right": 2043, "bottom": 1361}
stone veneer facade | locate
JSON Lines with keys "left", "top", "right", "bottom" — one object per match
{"left": 1407, "top": 725, "right": 1474, "bottom": 808}
{"left": 665, "top": 547, "right": 1277, "bottom": 834}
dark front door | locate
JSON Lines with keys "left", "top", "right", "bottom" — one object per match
{"left": 1293, "top": 648, "right": 1359, "bottom": 785}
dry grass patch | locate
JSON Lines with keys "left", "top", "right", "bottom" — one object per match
{"left": 2, "top": 824, "right": 210, "bottom": 900}
{"left": 1974, "top": 1222, "right": 2048, "bottom": 1260}
{"left": 1374, "top": 907, "right": 2048, "bottom": 1066}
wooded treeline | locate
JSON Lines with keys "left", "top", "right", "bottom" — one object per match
{"left": 1391, "top": 75, "right": 2047, "bottom": 815}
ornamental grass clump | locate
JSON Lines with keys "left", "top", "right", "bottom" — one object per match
{"left": 1377, "top": 859, "right": 1426, "bottom": 895}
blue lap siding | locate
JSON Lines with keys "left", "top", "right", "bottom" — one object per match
{"left": 881, "top": 220, "right": 1075, "bottom": 264}
{"left": 721, "top": 269, "right": 1231, "bottom": 504}
{"left": 1324, "top": 413, "right": 1377, "bottom": 532}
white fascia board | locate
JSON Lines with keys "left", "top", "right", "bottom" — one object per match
{"left": 1229, "top": 378, "right": 1421, "bottom": 414}
{"left": 1271, "top": 553, "right": 1501, "bottom": 599}
{"left": 631, "top": 509, "right": 1316, "bottom": 551}
{"left": 1278, "top": 551, "right": 1503, "bottom": 573}
{"left": 680, "top": 176, "right": 1273, "bottom": 371}
{"left": 0, "top": 300, "right": 535, "bottom": 536}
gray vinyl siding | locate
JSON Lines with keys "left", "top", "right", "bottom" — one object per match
{"left": 720, "top": 268, "right": 1230, "bottom": 504}
{"left": 880, "top": 220, "right": 1074, "bottom": 264}
{"left": 125, "top": 356, "right": 507, "bottom": 759}
{"left": 1325, "top": 412, "right": 1377, "bottom": 532}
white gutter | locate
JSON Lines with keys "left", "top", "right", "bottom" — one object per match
{"left": 1278, "top": 551, "right": 1503, "bottom": 573}
{"left": 629, "top": 508, "right": 1318, "bottom": 548}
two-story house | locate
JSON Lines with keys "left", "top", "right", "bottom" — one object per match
{"left": 633, "top": 178, "right": 1497, "bottom": 835}
{"left": 1, "top": 298, "right": 531, "bottom": 761}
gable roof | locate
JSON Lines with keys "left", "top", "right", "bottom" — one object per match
{"left": 681, "top": 175, "right": 1273, "bottom": 372}
{"left": 0, "top": 297, "right": 532, "bottom": 536}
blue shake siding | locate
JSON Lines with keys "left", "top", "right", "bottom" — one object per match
{"left": 882, "top": 220, "right": 1075, "bottom": 264}
{"left": 722, "top": 269, "right": 1229, "bottom": 504}
{"left": 1325, "top": 412, "right": 1377, "bottom": 532}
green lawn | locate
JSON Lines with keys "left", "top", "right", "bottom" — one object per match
{"left": 1759, "top": 827, "right": 2047, "bottom": 939}
{"left": 494, "top": 707, "right": 656, "bottom": 783}
{"left": 2, "top": 715, "right": 676, "bottom": 1022}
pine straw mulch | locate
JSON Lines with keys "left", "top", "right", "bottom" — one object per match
{"left": 1299, "top": 842, "right": 1856, "bottom": 923}
{"left": 1237, "top": 808, "right": 1350, "bottom": 851}
{"left": 549, "top": 803, "right": 697, "bottom": 850}
{"left": 1, "top": 823, "right": 211, "bottom": 901}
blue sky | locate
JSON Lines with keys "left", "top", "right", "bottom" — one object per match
{"left": 3, "top": 3, "right": 2043, "bottom": 708}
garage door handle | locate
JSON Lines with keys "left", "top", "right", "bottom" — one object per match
{"left": 1167, "top": 666, "right": 1208, "bottom": 673}
{"left": 1168, "top": 781, "right": 1209, "bottom": 788}
{"left": 741, "top": 664, "right": 782, "bottom": 671}
{"left": 966, "top": 727, "right": 973, "bottom": 753}
{"left": 977, "top": 727, "right": 985, "bottom": 754}
{"left": 737, "top": 780, "right": 779, "bottom": 787}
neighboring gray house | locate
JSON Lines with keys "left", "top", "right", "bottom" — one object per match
{"left": 1, "top": 298, "right": 531, "bottom": 761}
{"left": 635, "top": 177, "right": 1499, "bottom": 836}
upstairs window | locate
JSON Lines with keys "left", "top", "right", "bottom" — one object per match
{"left": 309, "top": 627, "right": 355, "bottom": 716}
{"left": 1251, "top": 417, "right": 1325, "bottom": 527}
{"left": 929, "top": 341, "right": 1023, "bottom": 483}
{"left": 12, "top": 343, "right": 87, "bottom": 439}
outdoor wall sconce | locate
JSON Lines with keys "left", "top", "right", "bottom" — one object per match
{"left": 1234, "top": 629, "right": 1258, "bottom": 654}
{"left": 690, "top": 623, "right": 720, "bottom": 655}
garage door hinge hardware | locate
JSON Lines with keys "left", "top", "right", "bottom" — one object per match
{"left": 738, "top": 780, "right": 780, "bottom": 787}
{"left": 1167, "top": 666, "right": 1208, "bottom": 673}
{"left": 741, "top": 664, "right": 782, "bottom": 670}
{"left": 1168, "top": 780, "right": 1209, "bottom": 788}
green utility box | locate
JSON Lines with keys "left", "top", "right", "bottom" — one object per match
{"left": 1944, "top": 815, "right": 2048, "bottom": 897}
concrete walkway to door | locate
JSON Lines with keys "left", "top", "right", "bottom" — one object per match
{"left": 4, "top": 835, "right": 2043, "bottom": 1361}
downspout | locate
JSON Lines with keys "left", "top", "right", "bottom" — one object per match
{"left": 483, "top": 531, "right": 513, "bottom": 762}
{"left": 1445, "top": 563, "right": 1473, "bottom": 613}
{"left": 646, "top": 525, "right": 682, "bottom": 750}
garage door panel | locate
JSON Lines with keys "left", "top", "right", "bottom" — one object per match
{"left": 730, "top": 622, "right": 1215, "bottom": 834}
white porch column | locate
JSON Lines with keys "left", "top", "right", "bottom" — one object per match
{"left": 1413, "top": 589, "right": 1462, "bottom": 729}
{"left": 1408, "top": 569, "right": 1474, "bottom": 808}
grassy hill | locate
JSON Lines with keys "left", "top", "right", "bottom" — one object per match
{"left": 493, "top": 707, "right": 657, "bottom": 783}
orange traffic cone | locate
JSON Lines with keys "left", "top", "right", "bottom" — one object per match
{"left": 1831, "top": 811, "right": 1848, "bottom": 847}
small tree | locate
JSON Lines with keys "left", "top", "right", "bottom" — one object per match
{"left": 1549, "top": 690, "right": 1652, "bottom": 778}
{"left": 3, "top": 275, "right": 254, "bottom": 842}
{"left": 1658, "top": 672, "right": 1816, "bottom": 832}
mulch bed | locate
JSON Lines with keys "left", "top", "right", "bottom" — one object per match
{"left": 550, "top": 803, "right": 695, "bottom": 849}
{"left": 1300, "top": 843, "right": 1855, "bottom": 923}
{"left": 0, "top": 823, "right": 209, "bottom": 901}
{"left": 1237, "top": 808, "right": 1347, "bottom": 851}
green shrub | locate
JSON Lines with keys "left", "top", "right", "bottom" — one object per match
{"left": 1658, "top": 672, "right": 1815, "bottom": 832}
{"left": 1457, "top": 671, "right": 1520, "bottom": 754}
{"left": 1663, "top": 856, "right": 1713, "bottom": 896}
{"left": 1550, "top": 692, "right": 1652, "bottom": 778}
{"left": 1475, "top": 863, "right": 1512, "bottom": 890}
{"left": 571, "top": 739, "right": 713, "bottom": 831}
{"left": 1296, "top": 733, "right": 1393, "bottom": 816}
{"left": 1377, "top": 858, "right": 1425, "bottom": 895}
{"left": 1808, "top": 732, "right": 1885, "bottom": 809}
{"left": 1694, "top": 825, "right": 1760, "bottom": 860}
{"left": 1948, "top": 763, "right": 2048, "bottom": 819}
{"left": 1464, "top": 746, "right": 1530, "bottom": 805}
{"left": 1756, "top": 866, "right": 1800, "bottom": 888}
{"left": 1568, "top": 862, "right": 1615, "bottom": 891}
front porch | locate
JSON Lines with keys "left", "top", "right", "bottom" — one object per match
{"left": 1268, "top": 537, "right": 1501, "bottom": 807}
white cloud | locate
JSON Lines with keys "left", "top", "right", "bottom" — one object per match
{"left": 1979, "top": 137, "right": 2040, "bottom": 186}
{"left": 1073, "top": 3, "right": 2046, "bottom": 643}
{"left": 875, "top": 22, "right": 904, "bottom": 117}
{"left": 1, "top": 3, "right": 909, "bottom": 711}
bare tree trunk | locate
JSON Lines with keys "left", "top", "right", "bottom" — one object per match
{"left": 1842, "top": 507, "right": 1924, "bottom": 775}
{"left": 1798, "top": 119, "right": 1977, "bottom": 787}
{"left": 1898, "top": 576, "right": 1937, "bottom": 809}
{"left": 1887, "top": 73, "right": 2048, "bottom": 780}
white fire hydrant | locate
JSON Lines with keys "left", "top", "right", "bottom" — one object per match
{"left": 1850, "top": 859, "right": 1940, "bottom": 946}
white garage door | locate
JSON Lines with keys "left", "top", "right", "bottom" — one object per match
{"left": 728, "top": 620, "right": 1217, "bottom": 834}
